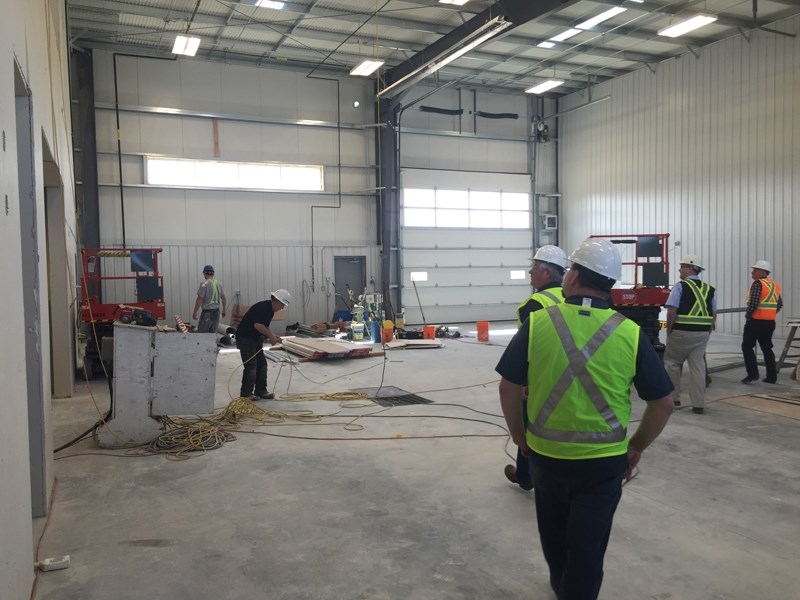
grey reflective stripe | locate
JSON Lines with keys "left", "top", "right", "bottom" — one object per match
{"left": 537, "top": 290, "right": 561, "bottom": 305}
{"left": 528, "top": 309, "right": 627, "bottom": 444}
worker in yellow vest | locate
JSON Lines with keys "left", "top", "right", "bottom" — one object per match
{"left": 664, "top": 255, "right": 716, "bottom": 414}
{"left": 515, "top": 245, "right": 567, "bottom": 327}
{"left": 193, "top": 265, "right": 228, "bottom": 334}
{"left": 504, "top": 245, "right": 567, "bottom": 492}
{"left": 741, "top": 260, "right": 783, "bottom": 383}
{"left": 496, "top": 237, "right": 674, "bottom": 600}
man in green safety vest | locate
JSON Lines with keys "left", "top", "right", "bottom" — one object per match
{"left": 516, "top": 245, "right": 567, "bottom": 328}
{"left": 496, "top": 237, "right": 674, "bottom": 600}
{"left": 664, "top": 255, "right": 716, "bottom": 414}
{"left": 504, "top": 245, "right": 567, "bottom": 492}
{"left": 193, "top": 265, "right": 228, "bottom": 334}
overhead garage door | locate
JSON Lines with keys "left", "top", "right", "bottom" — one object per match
{"left": 400, "top": 169, "right": 533, "bottom": 325}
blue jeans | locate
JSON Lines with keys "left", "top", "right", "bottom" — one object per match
{"left": 237, "top": 336, "right": 267, "bottom": 397}
{"left": 530, "top": 453, "right": 626, "bottom": 600}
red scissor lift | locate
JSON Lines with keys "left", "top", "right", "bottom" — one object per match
{"left": 79, "top": 248, "right": 166, "bottom": 377}
{"left": 590, "top": 234, "right": 671, "bottom": 356}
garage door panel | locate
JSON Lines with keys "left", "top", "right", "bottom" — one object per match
{"left": 402, "top": 285, "right": 525, "bottom": 306}
{"left": 402, "top": 304, "right": 518, "bottom": 325}
{"left": 402, "top": 248, "right": 531, "bottom": 269}
{"left": 402, "top": 267, "right": 528, "bottom": 287}
{"left": 402, "top": 228, "right": 531, "bottom": 249}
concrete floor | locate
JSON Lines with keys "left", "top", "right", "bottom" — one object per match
{"left": 35, "top": 325, "right": 800, "bottom": 600}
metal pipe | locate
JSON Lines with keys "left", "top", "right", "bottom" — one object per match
{"left": 752, "top": 0, "right": 796, "bottom": 38}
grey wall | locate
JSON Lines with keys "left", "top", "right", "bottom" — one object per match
{"left": 92, "top": 51, "right": 380, "bottom": 325}
{"left": 1, "top": 0, "right": 77, "bottom": 597}
{"left": 559, "top": 16, "right": 800, "bottom": 335}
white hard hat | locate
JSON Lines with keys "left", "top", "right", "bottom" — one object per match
{"left": 680, "top": 255, "right": 704, "bottom": 271}
{"left": 271, "top": 289, "right": 292, "bottom": 306}
{"left": 532, "top": 245, "right": 567, "bottom": 269}
{"left": 751, "top": 260, "right": 772, "bottom": 273}
{"left": 568, "top": 238, "right": 622, "bottom": 281}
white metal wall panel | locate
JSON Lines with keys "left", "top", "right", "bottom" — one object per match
{"left": 91, "top": 50, "right": 379, "bottom": 325}
{"left": 399, "top": 169, "right": 533, "bottom": 324}
{"left": 560, "top": 16, "right": 800, "bottom": 334}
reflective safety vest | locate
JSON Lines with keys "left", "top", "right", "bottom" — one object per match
{"left": 751, "top": 278, "right": 780, "bottom": 320}
{"left": 516, "top": 287, "right": 564, "bottom": 328}
{"left": 203, "top": 280, "right": 220, "bottom": 309}
{"left": 526, "top": 303, "right": 639, "bottom": 460}
{"left": 673, "top": 279, "right": 714, "bottom": 330}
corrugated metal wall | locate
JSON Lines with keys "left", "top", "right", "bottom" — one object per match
{"left": 90, "top": 50, "right": 379, "bottom": 326}
{"left": 560, "top": 16, "right": 800, "bottom": 334}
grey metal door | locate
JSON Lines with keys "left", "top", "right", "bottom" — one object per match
{"left": 333, "top": 256, "right": 366, "bottom": 316}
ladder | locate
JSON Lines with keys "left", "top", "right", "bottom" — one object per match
{"left": 776, "top": 318, "right": 800, "bottom": 375}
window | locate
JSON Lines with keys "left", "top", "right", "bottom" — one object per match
{"left": 144, "top": 157, "right": 324, "bottom": 191}
{"left": 402, "top": 188, "right": 529, "bottom": 229}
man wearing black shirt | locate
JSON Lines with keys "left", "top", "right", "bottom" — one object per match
{"left": 236, "top": 289, "right": 291, "bottom": 400}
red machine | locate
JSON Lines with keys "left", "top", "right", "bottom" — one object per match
{"left": 79, "top": 248, "right": 166, "bottom": 378}
{"left": 590, "top": 234, "right": 672, "bottom": 354}
{"left": 80, "top": 248, "right": 166, "bottom": 323}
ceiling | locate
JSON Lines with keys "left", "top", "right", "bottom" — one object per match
{"left": 66, "top": 0, "right": 800, "bottom": 97}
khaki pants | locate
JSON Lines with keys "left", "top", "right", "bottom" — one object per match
{"left": 664, "top": 330, "right": 710, "bottom": 409}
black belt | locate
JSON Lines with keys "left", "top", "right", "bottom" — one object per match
{"left": 202, "top": 308, "right": 220, "bottom": 313}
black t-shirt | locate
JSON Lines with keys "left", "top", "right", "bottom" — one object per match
{"left": 236, "top": 300, "right": 275, "bottom": 340}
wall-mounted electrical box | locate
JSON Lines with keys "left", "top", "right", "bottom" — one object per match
{"left": 541, "top": 214, "right": 558, "bottom": 230}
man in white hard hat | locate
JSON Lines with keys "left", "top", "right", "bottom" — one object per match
{"left": 516, "top": 245, "right": 567, "bottom": 327}
{"left": 742, "top": 260, "right": 782, "bottom": 384}
{"left": 503, "top": 245, "right": 567, "bottom": 493}
{"left": 663, "top": 256, "right": 716, "bottom": 414}
{"left": 235, "top": 289, "right": 291, "bottom": 400}
{"left": 496, "top": 237, "right": 674, "bottom": 600}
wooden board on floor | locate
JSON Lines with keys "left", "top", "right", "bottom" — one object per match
{"left": 385, "top": 339, "right": 444, "bottom": 350}
{"left": 718, "top": 394, "right": 800, "bottom": 420}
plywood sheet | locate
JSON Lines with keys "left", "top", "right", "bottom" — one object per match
{"left": 718, "top": 395, "right": 800, "bottom": 420}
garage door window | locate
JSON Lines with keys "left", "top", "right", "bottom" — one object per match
{"left": 403, "top": 188, "right": 529, "bottom": 229}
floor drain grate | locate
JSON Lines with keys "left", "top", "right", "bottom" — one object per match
{"left": 351, "top": 386, "right": 432, "bottom": 407}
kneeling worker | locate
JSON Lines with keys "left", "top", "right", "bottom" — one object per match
{"left": 236, "top": 289, "right": 291, "bottom": 400}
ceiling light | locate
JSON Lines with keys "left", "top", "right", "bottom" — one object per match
{"left": 657, "top": 14, "right": 717, "bottom": 37}
{"left": 439, "top": 0, "right": 470, "bottom": 5}
{"left": 255, "top": 0, "right": 285, "bottom": 8}
{"left": 172, "top": 35, "right": 200, "bottom": 56}
{"left": 549, "top": 28, "right": 581, "bottom": 42}
{"left": 350, "top": 59, "right": 384, "bottom": 77}
{"left": 576, "top": 7, "right": 627, "bottom": 30}
{"left": 378, "top": 16, "right": 511, "bottom": 97}
{"left": 537, "top": 41, "right": 556, "bottom": 49}
{"left": 525, "top": 80, "right": 564, "bottom": 94}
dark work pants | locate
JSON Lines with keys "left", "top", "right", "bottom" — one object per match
{"left": 742, "top": 319, "right": 777, "bottom": 379}
{"left": 237, "top": 336, "right": 267, "bottom": 397}
{"left": 531, "top": 458, "right": 626, "bottom": 600}
{"left": 515, "top": 400, "right": 532, "bottom": 487}
{"left": 197, "top": 309, "right": 220, "bottom": 333}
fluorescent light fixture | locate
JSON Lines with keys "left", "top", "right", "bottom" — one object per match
{"left": 172, "top": 35, "right": 200, "bottom": 56}
{"left": 549, "top": 28, "right": 581, "bottom": 42}
{"left": 537, "top": 41, "right": 556, "bottom": 48}
{"left": 439, "top": 0, "right": 470, "bottom": 5}
{"left": 409, "top": 272, "right": 428, "bottom": 282}
{"left": 576, "top": 7, "right": 627, "bottom": 30}
{"left": 658, "top": 14, "right": 717, "bottom": 37}
{"left": 525, "top": 80, "right": 564, "bottom": 94}
{"left": 256, "top": 0, "right": 285, "bottom": 8}
{"left": 378, "top": 16, "right": 512, "bottom": 97}
{"left": 350, "top": 59, "right": 384, "bottom": 77}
